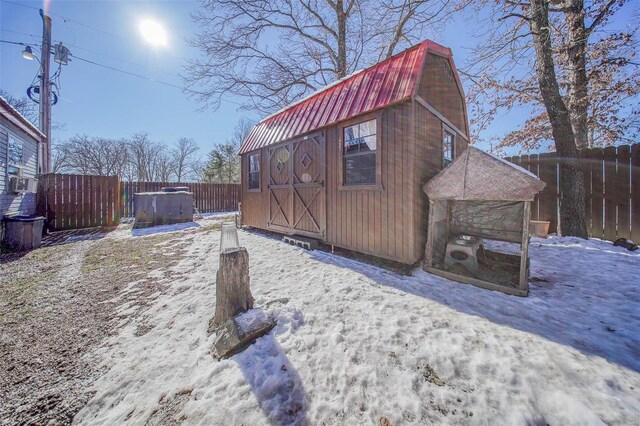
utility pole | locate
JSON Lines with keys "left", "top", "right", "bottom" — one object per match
{"left": 39, "top": 8, "right": 52, "bottom": 174}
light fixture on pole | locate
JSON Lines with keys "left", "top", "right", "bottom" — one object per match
{"left": 21, "top": 45, "right": 35, "bottom": 61}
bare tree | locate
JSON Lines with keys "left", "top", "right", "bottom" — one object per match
{"left": 127, "top": 133, "right": 170, "bottom": 181}
{"left": 52, "top": 132, "right": 207, "bottom": 182}
{"left": 172, "top": 138, "right": 200, "bottom": 182}
{"left": 231, "top": 118, "right": 254, "bottom": 149}
{"left": 185, "top": 0, "right": 454, "bottom": 113}
{"left": 54, "top": 135, "right": 130, "bottom": 176}
{"left": 155, "top": 151, "right": 175, "bottom": 182}
{"left": 528, "top": 0, "right": 587, "bottom": 237}
{"left": 0, "top": 89, "right": 38, "bottom": 124}
{"left": 459, "top": 0, "right": 638, "bottom": 237}
{"left": 189, "top": 158, "right": 207, "bottom": 183}
{"left": 51, "top": 142, "right": 70, "bottom": 174}
{"left": 463, "top": 0, "right": 638, "bottom": 150}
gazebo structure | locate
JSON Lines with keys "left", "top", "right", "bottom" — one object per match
{"left": 423, "top": 147, "right": 546, "bottom": 296}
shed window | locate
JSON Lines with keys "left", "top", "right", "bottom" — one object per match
{"left": 248, "top": 153, "right": 260, "bottom": 190}
{"left": 443, "top": 128, "right": 454, "bottom": 167}
{"left": 7, "top": 135, "right": 23, "bottom": 176}
{"left": 343, "top": 119, "right": 377, "bottom": 185}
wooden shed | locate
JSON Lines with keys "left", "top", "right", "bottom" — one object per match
{"left": 239, "top": 40, "right": 469, "bottom": 265}
{"left": 423, "top": 147, "right": 546, "bottom": 296}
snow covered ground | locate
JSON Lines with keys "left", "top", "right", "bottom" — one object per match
{"left": 74, "top": 222, "right": 640, "bottom": 425}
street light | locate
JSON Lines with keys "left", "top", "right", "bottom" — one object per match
{"left": 21, "top": 45, "right": 35, "bottom": 61}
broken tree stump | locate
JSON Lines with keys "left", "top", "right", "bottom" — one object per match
{"left": 212, "top": 309, "right": 276, "bottom": 359}
{"left": 212, "top": 247, "right": 254, "bottom": 329}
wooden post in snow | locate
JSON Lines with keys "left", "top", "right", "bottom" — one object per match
{"left": 212, "top": 247, "right": 254, "bottom": 328}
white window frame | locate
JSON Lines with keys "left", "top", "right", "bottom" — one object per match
{"left": 442, "top": 125, "right": 455, "bottom": 167}
{"left": 338, "top": 112, "right": 383, "bottom": 190}
{"left": 248, "top": 152, "right": 261, "bottom": 191}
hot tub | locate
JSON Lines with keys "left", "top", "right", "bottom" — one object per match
{"left": 133, "top": 189, "right": 194, "bottom": 229}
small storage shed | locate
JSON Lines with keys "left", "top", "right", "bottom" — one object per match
{"left": 239, "top": 39, "right": 470, "bottom": 264}
{"left": 423, "top": 147, "right": 546, "bottom": 296}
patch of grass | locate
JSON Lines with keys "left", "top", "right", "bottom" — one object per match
{"left": 196, "top": 222, "right": 223, "bottom": 233}
{"left": 0, "top": 274, "right": 42, "bottom": 324}
{"left": 81, "top": 235, "right": 170, "bottom": 272}
{"left": 0, "top": 269, "right": 56, "bottom": 304}
{"left": 81, "top": 231, "right": 188, "bottom": 276}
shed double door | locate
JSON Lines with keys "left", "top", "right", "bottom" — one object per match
{"left": 267, "top": 132, "right": 326, "bottom": 239}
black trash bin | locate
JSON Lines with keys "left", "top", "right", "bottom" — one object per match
{"left": 3, "top": 215, "right": 45, "bottom": 251}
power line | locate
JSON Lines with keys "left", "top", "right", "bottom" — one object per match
{"left": 2, "top": 28, "right": 176, "bottom": 79}
{"left": 70, "top": 53, "right": 244, "bottom": 106}
{"left": 0, "top": 39, "right": 29, "bottom": 46}
{"left": 71, "top": 54, "right": 185, "bottom": 90}
{"left": 0, "top": 4, "right": 246, "bottom": 108}
{"left": 68, "top": 44, "right": 179, "bottom": 78}
{"left": 3, "top": 0, "right": 127, "bottom": 42}
{"left": 2, "top": 39, "right": 240, "bottom": 106}
{"left": 1, "top": 28, "right": 40, "bottom": 40}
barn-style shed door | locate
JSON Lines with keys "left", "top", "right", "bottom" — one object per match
{"left": 267, "top": 132, "right": 326, "bottom": 239}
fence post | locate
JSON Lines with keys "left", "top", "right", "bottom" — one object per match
{"left": 631, "top": 144, "right": 640, "bottom": 242}
{"left": 616, "top": 145, "right": 631, "bottom": 239}
{"left": 603, "top": 146, "right": 617, "bottom": 241}
{"left": 113, "top": 175, "right": 121, "bottom": 226}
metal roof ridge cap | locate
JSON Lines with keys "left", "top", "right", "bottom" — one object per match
{"left": 257, "top": 39, "right": 434, "bottom": 125}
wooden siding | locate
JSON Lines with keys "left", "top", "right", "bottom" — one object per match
{"left": 417, "top": 53, "right": 467, "bottom": 134}
{"left": 0, "top": 116, "right": 39, "bottom": 217}
{"left": 240, "top": 55, "right": 470, "bottom": 265}
{"left": 325, "top": 102, "right": 418, "bottom": 264}
{"left": 414, "top": 86, "right": 469, "bottom": 263}
{"left": 241, "top": 152, "right": 269, "bottom": 229}
{"left": 414, "top": 104, "right": 446, "bottom": 262}
{"left": 241, "top": 98, "right": 470, "bottom": 265}
{"left": 242, "top": 102, "right": 421, "bottom": 264}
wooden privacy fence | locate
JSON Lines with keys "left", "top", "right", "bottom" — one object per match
{"left": 120, "top": 181, "right": 240, "bottom": 217}
{"left": 505, "top": 144, "right": 640, "bottom": 241}
{"left": 37, "top": 174, "right": 120, "bottom": 231}
{"left": 37, "top": 174, "right": 240, "bottom": 231}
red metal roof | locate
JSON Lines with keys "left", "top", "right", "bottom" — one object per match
{"left": 239, "top": 39, "right": 453, "bottom": 154}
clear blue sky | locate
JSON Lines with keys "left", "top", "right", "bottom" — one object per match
{"left": 1, "top": 0, "right": 259, "bottom": 155}
{"left": 2, "top": 0, "right": 630, "bottom": 155}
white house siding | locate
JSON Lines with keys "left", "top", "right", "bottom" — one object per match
{"left": 0, "top": 116, "right": 39, "bottom": 217}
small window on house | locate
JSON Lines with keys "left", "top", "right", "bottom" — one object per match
{"left": 443, "top": 128, "right": 454, "bottom": 167}
{"left": 7, "top": 135, "right": 23, "bottom": 176}
{"left": 343, "top": 118, "right": 377, "bottom": 185}
{"left": 248, "top": 153, "right": 260, "bottom": 190}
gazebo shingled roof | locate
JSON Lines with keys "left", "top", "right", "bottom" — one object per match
{"left": 423, "top": 147, "right": 545, "bottom": 201}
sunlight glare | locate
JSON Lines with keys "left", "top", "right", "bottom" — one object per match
{"left": 139, "top": 19, "right": 168, "bottom": 47}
